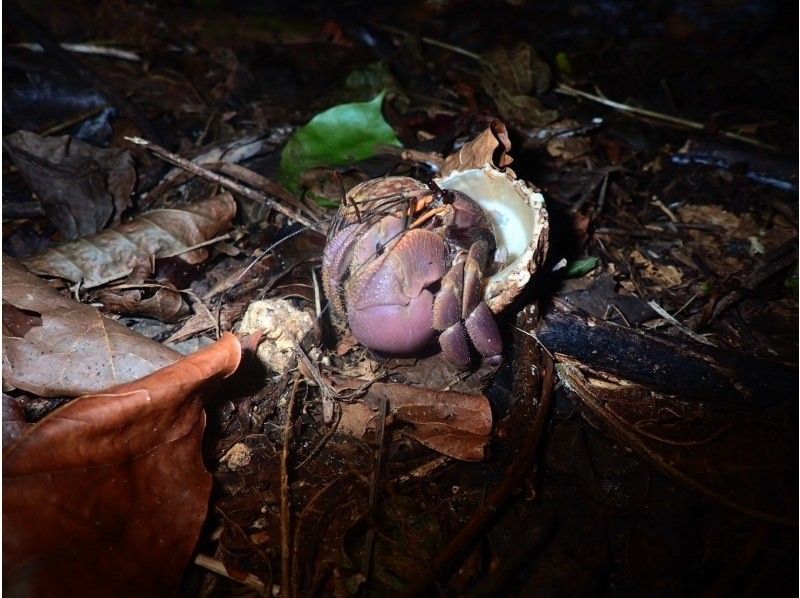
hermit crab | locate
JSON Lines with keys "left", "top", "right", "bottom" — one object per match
{"left": 322, "top": 165, "right": 548, "bottom": 367}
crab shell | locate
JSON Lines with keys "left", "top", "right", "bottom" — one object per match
{"left": 436, "top": 165, "right": 549, "bottom": 313}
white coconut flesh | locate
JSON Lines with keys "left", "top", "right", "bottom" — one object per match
{"left": 437, "top": 165, "right": 549, "bottom": 313}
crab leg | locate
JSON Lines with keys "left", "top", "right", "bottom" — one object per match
{"left": 432, "top": 240, "right": 502, "bottom": 366}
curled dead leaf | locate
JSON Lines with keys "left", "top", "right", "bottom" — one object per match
{"left": 3, "top": 332, "right": 242, "bottom": 597}
{"left": 442, "top": 120, "right": 514, "bottom": 176}
{"left": 93, "top": 284, "right": 189, "bottom": 322}
{"left": 368, "top": 383, "right": 492, "bottom": 462}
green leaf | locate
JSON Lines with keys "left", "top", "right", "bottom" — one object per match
{"left": 784, "top": 275, "right": 798, "bottom": 296}
{"left": 278, "top": 92, "right": 402, "bottom": 193}
{"left": 555, "top": 51, "right": 573, "bottom": 75}
{"left": 344, "top": 62, "right": 395, "bottom": 100}
{"left": 564, "top": 257, "right": 600, "bottom": 278}
{"left": 309, "top": 194, "right": 340, "bottom": 209}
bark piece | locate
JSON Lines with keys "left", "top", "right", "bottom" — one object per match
{"left": 537, "top": 309, "right": 796, "bottom": 403}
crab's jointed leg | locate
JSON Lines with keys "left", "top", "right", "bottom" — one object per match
{"left": 432, "top": 240, "right": 502, "bottom": 366}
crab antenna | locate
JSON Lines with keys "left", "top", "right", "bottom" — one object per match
{"left": 402, "top": 195, "right": 413, "bottom": 230}
{"left": 334, "top": 170, "right": 362, "bottom": 223}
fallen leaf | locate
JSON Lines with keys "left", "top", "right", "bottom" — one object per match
{"left": 338, "top": 401, "right": 379, "bottom": 437}
{"left": 564, "top": 257, "right": 600, "bottom": 278}
{"left": 4, "top": 130, "right": 135, "bottom": 239}
{"left": 22, "top": 192, "right": 236, "bottom": 288}
{"left": 93, "top": 284, "right": 189, "bottom": 322}
{"left": 481, "top": 43, "right": 558, "bottom": 127}
{"left": 2, "top": 394, "right": 29, "bottom": 449}
{"left": 630, "top": 249, "right": 684, "bottom": 288}
{"left": 3, "top": 332, "right": 242, "bottom": 597}
{"left": 164, "top": 310, "right": 217, "bottom": 346}
{"left": 90, "top": 264, "right": 189, "bottom": 322}
{"left": 335, "top": 333, "right": 359, "bottom": 356}
{"left": 441, "top": 120, "right": 514, "bottom": 176}
{"left": 546, "top": 135, "right": 592, "bottom": 161}
{"left": 368, "top": 383, "right": 492, "bottom": 461}
{"left": 278, "top": 92, "right": 402, "bottom": 194}
{"left": 2, "top": 257, "right": 180, "bottom": 397}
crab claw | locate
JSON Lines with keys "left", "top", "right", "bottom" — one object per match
{"left": 345, "top": 226, "right": 447, "bottom": 354}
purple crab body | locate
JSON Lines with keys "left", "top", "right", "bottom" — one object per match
{"left": 322, "top": 177, "right": 503, "bottom": 367}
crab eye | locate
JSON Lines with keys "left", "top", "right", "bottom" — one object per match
{"left": 375, "top": 242, "right": 385, "bottom": 256}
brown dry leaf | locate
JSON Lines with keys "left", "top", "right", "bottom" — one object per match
{"left": 481, "top": 43, "right": 558, "bottom": 127}
{"left": 630, "top": 249, "right": 684, "bottom": 288}
{"left": 4, "top": 130, "right": 135, "bottom": 239}
{"left": 335, "top": 333, "right": 359, "bottom": 356}
{"left": 338, "top": 401, "right": 379, "bottom": 437}
{"left": 558, "top": 361, "right": 796, "bottom": 525}
{"left": 22, "top": 192, "right": 236, "bottom": 288}
{"left": 369, "top": 383, "right": 492, "bottom": 461}
{"left": 2, "top": 257, "right": 180, "bottom": 397}
{"left": 164, "top": 304, "right": 218, "bottom": 346}
{"left": 3, "top": 332, "right": 242, "bottom": 597}
{"left": 545, "top": 120, "right": 592, "bottom": 161}
{"left": 90, "top": 263, "right": 189, "bottom": 322}
{"left": 94, "top": 284, "right": 189, "bottom": 322}
{"left": 2, "top": 394, "right": 29, "bottom": 449}
{"left": 441, "top": 120, "right": 514, "bottom": 176}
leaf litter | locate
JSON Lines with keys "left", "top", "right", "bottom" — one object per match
{"left": 2, "top": 2, "right": 797, "bottom": 596}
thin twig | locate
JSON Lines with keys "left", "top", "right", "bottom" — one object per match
{"left": 376, "top": 24, "right": 487, "bottom": 64}
{"left": 194, "top": 554, "right": 266, "bottom": 594}
{"left": 362, "top": 397, "right": 389, "bottom": 597}
{"left": 394, "top": 455, "right": 451, "bottom": 484}
{"left": 12, "top": 41, "right": 141, "bottom": 61}
{"left": 38, "top": 105, "right": 108, "bottom": 137}
{"left": 555, "top": 84, "right": 777, "bottom": 151}
{"left": 510, "top": 325, "right": 554, "bottom": 360}
{"left": 124, "top": 136, "right": 323, "bottom": 233}
{"left": 607, "top": 303, "right": 632, "bottom": 328}
{"left": 375, "top": 24, "right": 775, "bottom": 151}
{"left": 162, "top": 233, "right": 232, "bottom": 258}
{"left": 647, "top": 300, "right": 716, "bottom": 346}
{"left": 280, "top": 375, "right": 302, "bottom": 598}
{"left": 651, "top": 198, "right": 678, "bottom": 223}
